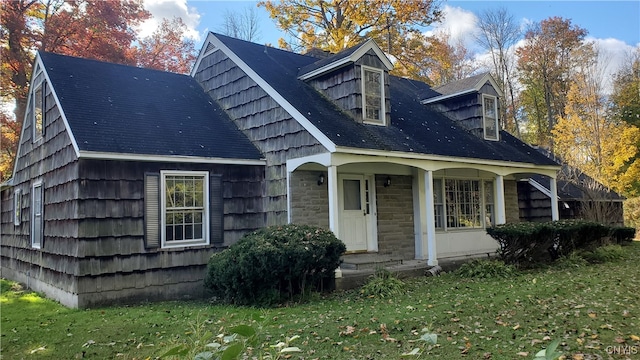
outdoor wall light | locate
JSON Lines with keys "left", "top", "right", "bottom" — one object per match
{"left": 317, "top": 173, "right": 325, "bottom": 186}
{"left": 384, "top": 176, "right": 391, "bottom": 187}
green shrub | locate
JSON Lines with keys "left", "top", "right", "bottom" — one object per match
{"left": 487, "top": 220, "right": 611, "bottom": 267}
{"left": 204, "top": 224, "right": 345, "bottom": 306}
{"left": 579, "top": 245, "right": 628, "bottom": 264}
{"left": 554, "top": 252, "right": 589, "bottom": 269}
{"left": 455, "top": 258, "right": 517, "bottom": 279}
{"left": 360, "top": 268, "right": 405, "bottom": 298}
{"left": 610, "top": 226, "right": 637, "bottom": 244}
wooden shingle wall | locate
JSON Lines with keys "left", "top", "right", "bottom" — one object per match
{"left": 194, "top": 50, "right": 327, "bottom": 226}
{"left": 71, "top": 159, "right": 264, "bottom": 307}
{"left": 428, "top": 83, "right": 500, "bottom": 139}
{"left": 308, "top": 50, "right": 391, "bottom": 124}
{"left": 0, "top": 70, "right": 82, "bottom": 298}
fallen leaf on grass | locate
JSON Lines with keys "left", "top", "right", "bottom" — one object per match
{"left": 516, "top": 351, "right": 528, "bottom": 356}
{"left": 630, "top": 335, "right": 640, "bottom": 341}
{"left": 30, "top": 346, "right": 46, "bottom": 354}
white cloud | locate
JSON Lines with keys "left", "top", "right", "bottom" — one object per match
{"left": 138, "top": 0, "right": 202, "bottom": 41}
{"left": 427, "top": 5, "right": 478, "bottom": 49}
{"left": 588, "top": 37, "right": 637, "bottom": 94}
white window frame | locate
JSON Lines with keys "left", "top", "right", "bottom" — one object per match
{"left": 14, "top": 188, "right": 22, "bottom": 226}
{"left": 482, "top": 94, "right": 499, "bottom": 141}
{"left": 433, "top": 178, "right": 495, "bottom": 231}
{"left": 160, "top": 170, "right": 210, "bottom": 248}
{"left": 361, "top": 66, "right": 386, "bottom": 125}
{"left": 32, "top": 81, "right": 45, "bottom": 142}
{"left": 31, "top": 181, "right": 43, "bottom": 248}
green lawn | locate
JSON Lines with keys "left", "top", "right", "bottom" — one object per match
{"left": 2, "top": 243, "right": 639, "bottom": 360}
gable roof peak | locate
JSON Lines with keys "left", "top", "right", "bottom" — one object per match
{"left": 298, "top": 38, "right": 393, "bottom": 80}
{"left": 421, "top": 72, "right": 503, "bottom": 104}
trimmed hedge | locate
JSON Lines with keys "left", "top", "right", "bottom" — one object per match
{"left": 204, "top": 224, "right": 345, "bottom": 306}
{"left": 486, "top": 220, "right": 635, "bottom": 267}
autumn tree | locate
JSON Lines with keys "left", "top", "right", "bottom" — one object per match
{"left": 475, "top": 7, "right": 521, "bottom": 137}
{"left": 552, "top": 44, "right": 640, "bottom": 197}
{"left": 258, "top": 0, "right": 442, "bottom": 83}
{"left": 1, "top": 0, "right": 196, "bottom": 180}
{"left": 517, "top": 17, "right": 587, "bottom": 149}
{"left": 135, "top": 17, "right": 197, "bottom": 74}
{"left": 220, "top": 6, "right": 261, "bottom": 42}
{"left": 423, "top": 31, "right": 476, "bottom": 86}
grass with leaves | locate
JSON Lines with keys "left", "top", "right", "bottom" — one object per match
{"left": 2, "top": 242, "right": 640, "bottom": 359}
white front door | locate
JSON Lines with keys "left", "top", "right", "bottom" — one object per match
{"left": 338, "top": 175, "right": 368, "bottom": 251}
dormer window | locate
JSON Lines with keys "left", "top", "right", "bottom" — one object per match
{"left": 482, "top": 94, "right": 498, "bottom": 140}
{"left": 362, "top": 66, "right": 385, "bottom": 125}
{"left": 32, "top": 82, "right": 45, "bottom": 142}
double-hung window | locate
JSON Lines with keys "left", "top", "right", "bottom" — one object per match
{"left": 362, "top": 66, "right": 385, "bottom": 125}
{"left": 162, "top": 171, "right": 209, "bottom": 248}
{"left": 482, "top": 94, "right": 498, "bottom": 140}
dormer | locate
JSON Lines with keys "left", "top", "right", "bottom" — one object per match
{"left": 298, "top": 39, "right": 394, "bottom": 126}
{"left": 421, "top": 73, "right": 503, "bottom": 141}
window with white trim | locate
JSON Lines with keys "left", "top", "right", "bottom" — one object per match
{"left": 161, "top": 171, "right": 209, "bottom": 248}
{"left": 433, "top": 178, "right": 494, "bottom": 230}
{"left": 33, "top": 82, "right": 45, "bottom": 142}
{"left": 14, "top": 189, "right": 22, "bottom": 226}
{"left": 482, "top": 94, "right": 498, "bottom": 140}
{"left": 362, "top": 66, "right": 385, "bottom": 124}
{"left": 31, "top": 182, "right": 43, "bottom": 248}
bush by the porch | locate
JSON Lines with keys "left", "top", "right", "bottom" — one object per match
{"left": 486, "top": 220, "right": 636, "bottom": 267}
{"left": 204, "top": 224, "right": 345, "bottom": 306}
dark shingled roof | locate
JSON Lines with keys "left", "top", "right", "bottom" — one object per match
{"left": 530, "top": 166, "right": 625, "bottom": 201}
{"left": 214, "top": 33, "right": 558, "bottom": 166}
{"left": 298, "top": 40, "right": 369, "bottom": 77}
{"left": 430, "top": 72, "right": 489, "bottom": 97}
{"left": 39, "top": 51, "right": 262, "bottom": 160}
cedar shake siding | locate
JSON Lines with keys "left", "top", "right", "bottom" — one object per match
{"left": 193, "top": 49, "right": 327, "bottom": 225}
{"left": 1, "top": 158, "right": 264, "bottom": 308}
{"left": 308, "top": 50, "right": 391, "bottom": 124}
{"left": 428, "top": 82, "right": 501, "bottom": 139}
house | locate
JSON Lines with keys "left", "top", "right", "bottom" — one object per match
{"left": 0, "top": 52, "right": 266, "bottom": 307}
{"left": 1, "top": 33, "right": 561, "bottom": 307}
{"left": 518, "top": 164, "right": 624, "bottom": 225}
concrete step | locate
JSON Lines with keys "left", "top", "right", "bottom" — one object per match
{"left": 340, "top": 257, "right": 403, "bottom": 270}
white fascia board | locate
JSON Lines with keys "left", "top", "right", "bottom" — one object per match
{"left": 298, "top": 39, "right": 394, "bottom": 80}
{"left": 422, "top": 73, "right": 504, "bottom": 104}
{"left": 190, "top": 32, "right": 218, "bottom": 77}
{"left": 208, "top": 34, "right": 337, "bottom": 153}
{"left": 78, "top": 151, "right": 266, "bottom": 165}
{"left": 286, "top": 152, "right": 332, "bottom": 171}
{"left": 335, "top": 146, "right": 561, "bottom": 172}
{"left": 528, "top": 178, "right": 560, "bottom": 201}
{"left": 11, "top": 54, "right": 81, "bottom": 178}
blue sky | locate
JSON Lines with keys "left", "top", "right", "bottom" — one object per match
{"left": 140, "top": 0, "right": 639, "bottom": 89}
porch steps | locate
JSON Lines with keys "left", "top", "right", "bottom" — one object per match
{"left": 340, "top": 254, "right": 403, "bottom": 270}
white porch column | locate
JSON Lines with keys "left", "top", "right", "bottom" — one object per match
{"left": 327, "top": 165, "right": 340, "bottom": 237}
{"left": 413, "top": 170, "right": 428, "bottom": 260}
{"left": 550, "top": 176, "right": 560, "bottom": 221}
{"left": 495, "top": 175, "right": 506, "bottom": 225}
{"left": 424, "top": 170, "right": 438, "bottom": 266}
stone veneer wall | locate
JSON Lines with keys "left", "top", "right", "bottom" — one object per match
{"left": 374, "top": 174, "right": 415, "bottom": 259}
{"left": 289, "top": 170, "right": 330, "bottom": 229}
{"left": 504, "top": 179, "right": 520, "bottom": 223}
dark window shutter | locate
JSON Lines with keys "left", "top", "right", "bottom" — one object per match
{"left": 145, "top": 173, "right": 161, "bottom": 248}
{"left": 209, "top": 174, "right": 224, "bottom": 244}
